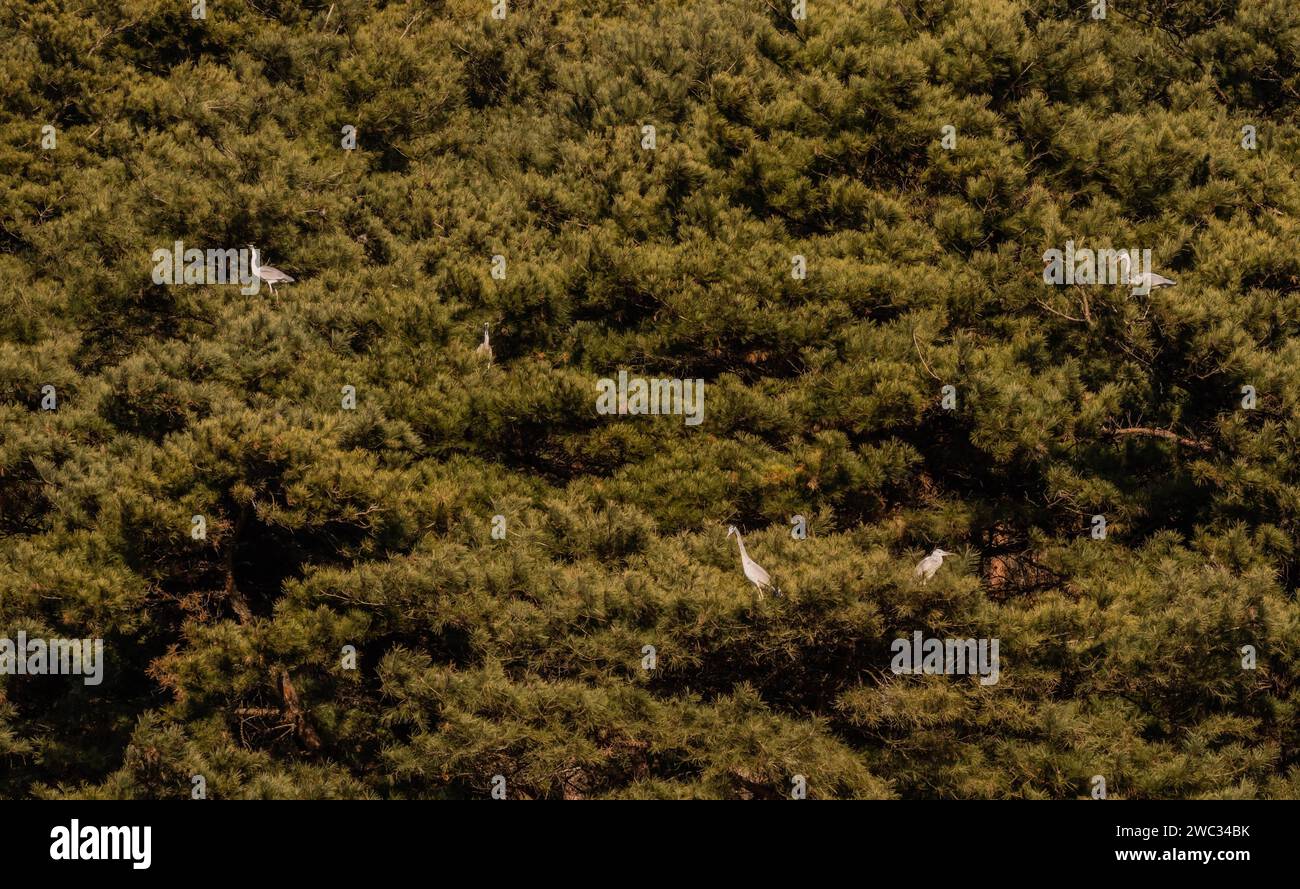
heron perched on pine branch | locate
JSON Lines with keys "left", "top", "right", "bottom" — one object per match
{"left": 1117, "top": 252, "right": 1175, "bottom": 291}
{"left": 914, "top": 548, "right": 955, "bottom": 585}
{"left": 475, "top": 323, "right": 493, "bottom": 364}
{"left": 247, "top": 245, "right": 294, "bottom": 294}
{"left": 727, "top": 525, "right": 780, "bottom": 598}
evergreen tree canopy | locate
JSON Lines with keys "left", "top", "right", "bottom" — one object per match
{"left": 1, "top": 0, "right": 1298, "bottom": 799}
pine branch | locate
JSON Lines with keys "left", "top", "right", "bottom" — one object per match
{"left": 224, "top": 505, "right": 254, "bottom": 625}
{"left": 1107, "top": 426, "right": 1212, "bottom": 452}
{"left": 277, "top": 667, "right": 322, "bottom": 751}
{"left": 911, "top": 326, "right": 941, "bottom": 382}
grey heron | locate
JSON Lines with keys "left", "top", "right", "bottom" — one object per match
{"left": 475, "top": 323, "right": 493, "bottom": 364}
{"left": 248, "top": 245, "right": 294, "bottom": 294}
{"left": 1118, "top": 252, "right": 1175, "bottom": 292}
{"left": 727, "top": 525, "right": 780, "bottom": 598}
{"left": 914, "top": 548, "right": 954, "bottom": 584}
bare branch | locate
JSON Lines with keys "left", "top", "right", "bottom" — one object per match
{"left": 1107, "top": 426, "right": 1212, "bottom": 452}
{"left": 912, "top": 326, "right": 942, "bottom": 382}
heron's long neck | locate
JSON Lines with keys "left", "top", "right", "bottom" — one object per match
{"left": 250, "top": 249, "right": 261, "bottom": 274}
{"left": 734, "top": 534, "right": 749, "bottom": 560}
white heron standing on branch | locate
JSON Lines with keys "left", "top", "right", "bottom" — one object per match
{"left": 248, "top": 245, "right": 294, "bottom": 295}
{"left": 914, "top": 548, "right": 955, "bottom": 585}
{"left": 727, "top": 525, "right": 780, "bottom": 598}
{"left": 1118, "top": 252, "right": 1175, "bottom": 292}
{"left": 475, "top": 323, "right": 493, "bottom": 364}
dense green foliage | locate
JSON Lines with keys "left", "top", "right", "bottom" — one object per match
{"left": 2, "top": 0, "right": 1299, "bottom": 799}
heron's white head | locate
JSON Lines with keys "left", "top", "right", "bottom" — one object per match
{"left": 932, "top": 548, "right": 954, "bottom": 558}
{"left": 726, "top": 525, "right": 738, "bottom": 537}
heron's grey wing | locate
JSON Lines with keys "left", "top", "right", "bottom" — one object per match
{"left": 1148, "top": 272, "right": 1175, "bottom": 288}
